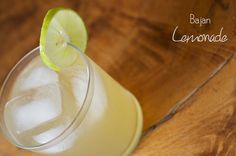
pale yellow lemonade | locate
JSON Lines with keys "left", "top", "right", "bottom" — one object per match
{"left": 2, "top": 49, "right": 143, "bottom": 156}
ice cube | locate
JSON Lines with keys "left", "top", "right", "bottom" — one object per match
{"left": 13, "top": 57, "right": 58, "bottom": 93}
{"left": 4, "top": 83, "right": 62, "bottom": 134}
{"left": 33, "top": 124, "right": 66, "bottom": 145}
{"left": 57, "top": 65, "right": 89, "bottom": 108}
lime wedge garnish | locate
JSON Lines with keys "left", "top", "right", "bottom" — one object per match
{"left": 40, "top": 8, "right": 87, "bottom": 71}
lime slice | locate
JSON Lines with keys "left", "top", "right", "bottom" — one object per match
{"left": 40, "top": 8, "right": 87, "bottom": 71}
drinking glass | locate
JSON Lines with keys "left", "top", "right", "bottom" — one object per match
{"left": 0, "top": 45, "right": 143, "bottom": 156}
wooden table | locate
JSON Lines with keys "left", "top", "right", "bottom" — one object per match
{"left": 0, "top": 0, "right": 236, "bottom": 155}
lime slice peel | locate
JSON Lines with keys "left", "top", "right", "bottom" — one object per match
{"left": 40, "top": 8, "right": 88, "bottom": 71}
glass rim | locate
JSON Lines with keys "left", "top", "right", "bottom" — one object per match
{"left": 0, "top": 45, "right": 94, "bottom": 150}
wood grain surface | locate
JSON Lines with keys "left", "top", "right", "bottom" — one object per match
{"left": 0, "top": 0, "right": 236, "bottom": 155}
{"left": 133, "top": 47, "right": 236, "bottom": 156}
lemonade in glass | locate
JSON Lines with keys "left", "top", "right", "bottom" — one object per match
{"left": 0, "top": 8, "right": 143, "bottom": 156}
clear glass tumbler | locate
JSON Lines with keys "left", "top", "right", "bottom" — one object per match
{"left": 0, "top": 45, "right": 143, "bottom": 156}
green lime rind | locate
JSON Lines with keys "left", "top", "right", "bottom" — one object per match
{"left": 39, "top": 8, "right": 88, "bottom": 71}
{"left": 40, "top": 8, "right": 62, "bottom": 71}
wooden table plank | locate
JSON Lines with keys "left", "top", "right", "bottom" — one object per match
{"left": 133, "top": 45, "right": 236, "bottom": 156}
{"left": 83, "top": 0, "right": 236, "bottom": 131}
